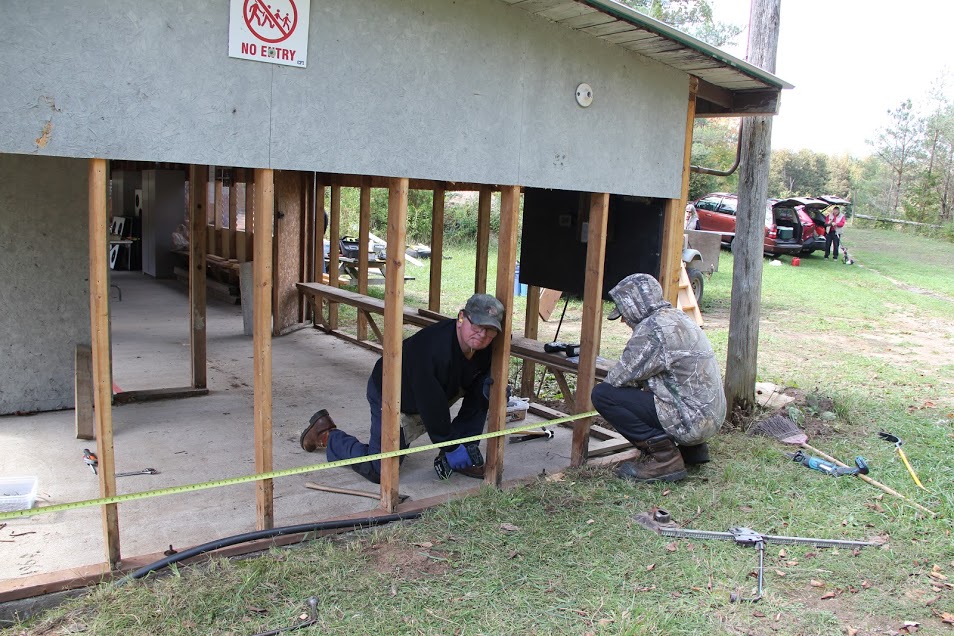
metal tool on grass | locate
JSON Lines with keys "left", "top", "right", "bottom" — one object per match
{"left": 305, "top": 482, "right": 409, "bottom": 503}
{"left": 659, "top": 526, "right": 876, "bottom": 603}
{"left": 748, "top": 415, "right": 937, "bottom": 517}
{"left": 252, "top": 596, "right": 318, "bottom": 636}
{"left": 786, "top": 450, "right": 868, "bottom": 477}
{"left": 878, "top": 432, "right": 926, "bottom": 490}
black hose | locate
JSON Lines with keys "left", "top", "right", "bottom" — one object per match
{"left": 116, "top": 511, "right": 422, "bottom": 585}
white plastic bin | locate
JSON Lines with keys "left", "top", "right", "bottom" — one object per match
{"left": 0, "top": 476, "right": 38, "bottom": 512}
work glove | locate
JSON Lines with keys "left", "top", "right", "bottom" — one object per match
{"left": 445, "top": 444, "right": 473, "bottom": 470}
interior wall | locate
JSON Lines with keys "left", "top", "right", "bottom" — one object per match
{"left": 0, "top": 155, "right": 90, "bottom": 415}
{"left": 0, "top": 0, "right": 687, "bottom": 198}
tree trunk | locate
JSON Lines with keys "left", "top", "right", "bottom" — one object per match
{"left": 723, "top": 0, "right": 780, "bottom": 419}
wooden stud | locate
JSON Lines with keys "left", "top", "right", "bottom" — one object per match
{"left": 315, "top": 183, "right": 327, "bottom": 326}
{"left": 74, "top": 344, "right": 94, "bottom": 440}
{"left": 328, "top": 184, "right": 342, "bottom": 330}
{"left": 227, "top": 171, "right": 238, "bottom": 260}
{"left": 520, "top": 286, "right": 541, "bottom": 399}
{"left": 356, "top": 180, "right": 371, "bottom": 339}
{"left": 88, "top": 158, "right": 121, "bottom": 568}
{"left": 189, "top": 165, "right": 209, "bottom": 389}
{"left": 253, "top": 168, "right": 275, "bottom": 531}
{"left": 484, "top": 185, "right": 520, "bottom": 486}
{"left": 302, "top": 172, "right": 314, "bottom": 323}
{"left": 475, "top": 187, "right": 491, "bottom": 294}
{"left": 571, "top": 192, "right": 610, "bottom": 467}
{"left": 659, "top": 77, "right": 698, "bottom": 304}
{"left": 379, "top": 178, "right": 408, "bottom": 512}
{"left": 214, "top": 172, "right": 224, "bottom": 256}
{"left": 428, "top": 185, "right": 445, "bottom": 313}
{"left": 244, "top": 170, "right": 255, "bottom": 262}
{"left": 273, "top": 171, "right": 304, "bottom": 335}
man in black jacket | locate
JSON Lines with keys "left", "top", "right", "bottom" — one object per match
{"left": 300, "top": 293, "right": 505, "bottom": 484}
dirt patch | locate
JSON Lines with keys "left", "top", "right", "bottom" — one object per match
{"left": 363, "top": 540, "right": 452, "bottom": 579}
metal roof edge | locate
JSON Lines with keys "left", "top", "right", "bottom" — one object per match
{"left": 580, "top": 0, "right": 794, "bottom": 90}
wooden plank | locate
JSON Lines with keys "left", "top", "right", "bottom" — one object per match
{"left": 213, "top": 173, "right": 224, "bottom": 256}
{"left": 88, "top": 158, "right": 120, "bottom": 568}
{"left": 356, "top": 180, "right": 371, "bottom": 339}
{"left": 253, "top": 168, "right": 275, "bottom": 531}
{"left": 189, "top": 165, "right": 208, "bottom": 390}
{"left": 572, "top": 192, "right": 609, "bottom": 467}
{"left": 314, "top": 183, "right": 327, "bottom": 327}
{"left": 520, "top": 285, "right": 541, "bottom": 399}
{"left": 659, "top": 77, "right": 698, "bottom": 304}
{"left": 475, "top": 187, "right": 491, "bottom": 294}
{"left": 273, "top": 171, "right": 304, "bottom": 335}
{"left": 428, "top": 185, "right": 445, "bottom": 313}
{"left": 380, "top": 178, "right": 408, "bottom": 512}
{"left": 112, "top": 387, "right": 209, "bottom": 404}
{"left": 228, "top": 172, "right": 238, "bottom": 259}
{"left": 297, "top": 283, "right": 436, "bottom": 329}
{"left": 329, "top": 184, "right": 342, "bottom": 331}
{"left": 244, "top": 170, "right": 254, "bottom": 262}
{"left": 485, "top": 185, "right": 520, "bottom": 487}
{"left": 301, "top": 172, "right": 314, "bottom": 324}
{"left": 538, "top": 288, "right": 563, "bottom": 321}
{"left": 74, "top": 344, "right": 94, "bottom": 440}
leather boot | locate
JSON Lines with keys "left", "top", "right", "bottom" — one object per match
{"left": 679, "top": 442, "right": 710, "bottom": 465}
{"left": 300, "top": 409, "right": 337, "bottom": 452}
{"left": 616, "top": 435, "right": 687, "bottom": 483}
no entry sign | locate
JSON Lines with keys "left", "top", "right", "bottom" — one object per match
{"left": 229, "top": 0, "right": 310, "bottom": 68}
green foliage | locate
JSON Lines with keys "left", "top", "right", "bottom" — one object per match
{"left": 618, "top": 0, "right": 743, "bottom": 47}
{"left": 688, "top": 118, "right": 740, "bottom": 199}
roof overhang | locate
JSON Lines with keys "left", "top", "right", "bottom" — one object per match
{"left": 501, "top": 0, "right": 792, "bottom": 117}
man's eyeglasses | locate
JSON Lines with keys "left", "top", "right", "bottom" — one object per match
{"left": 463, "top": 313, "right": 496, "bottom": 337}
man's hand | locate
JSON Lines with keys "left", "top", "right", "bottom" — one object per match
{"left": 446, "top": 444, "right": 473, "bottom": 470}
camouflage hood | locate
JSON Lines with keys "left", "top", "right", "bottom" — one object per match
{"left": 608, "top": 273, "right": 671, "bottom": 325}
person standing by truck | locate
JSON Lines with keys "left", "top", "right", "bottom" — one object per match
{"left": 823, "top": 206, "right": 846, "bottom": 260}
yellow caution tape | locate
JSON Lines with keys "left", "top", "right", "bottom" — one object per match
{"left": 0, "top": 411, "right": 597, "bottom": 521}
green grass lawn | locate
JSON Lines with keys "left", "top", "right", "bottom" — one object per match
{"left": 6, "top": 228, "right": 953, "bottom": 636}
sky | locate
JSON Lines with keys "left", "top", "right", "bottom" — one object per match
{"left": 707, "top": 0, "right": 954, "bottom": 157}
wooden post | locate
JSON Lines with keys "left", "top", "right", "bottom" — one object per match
{"left": 227, "top": 171, "right": 238, "bottom": 260}
{"left": 379, "top": 178, "right": 408, "bottom": 512}
{"left": 570, "top": 192, "right": 610, "bottom": 467}
{"left": 475, "top": 187, "right": 491, "bottom": 294}
{"left": 659, "top": 78, "right": 698, "bottom": 305}
{"left": 244, "top": 171, "right": 255, "bottom": 261}
{"left": 725, "top": 0, "right": 780, "bottom": 416}
{"left": 328, "top": 184, "right": 342, "bottom": 330}
{"left": 315, "top": 183, "right": 327, "bottom": 325}
{"left": 74, "top": 344, "right": 94, "bottom": 440}
{"left": 253, "top": 168, "right": 275, "bottom": 530}
{"left": 214, "top": 172, "right": 224, "bottom": 256}
{"left": 273, "top": 171, "right": 304, "bottom": 335}
{"left": 520, "top": 286, "right": 541, "bottom": 399}
{"left": 302, "top": 172, "right": 314, "bottom": 323}
{"left": 357, "top": 180, "right": 371, "bottom": 339}
{"left": 484, "top": 185, "right": 520, "bottom": 486}
{"left": 189, "top": 165, "right": 209, "bottom": 389}
{"left": 88, "top": 158, "right": 120, "bottom": 568}
{"left": 428, "top": 185, "right": 445, "bottom": 313}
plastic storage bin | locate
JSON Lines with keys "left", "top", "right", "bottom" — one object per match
{"left": 506, "top": 397, "right": 530, "bottom": 423}
{"left": 776, "top": 226, "right": 794, "bottom": 240}
{"left": 0, "top": 476, "right": 38, "bottom": 512}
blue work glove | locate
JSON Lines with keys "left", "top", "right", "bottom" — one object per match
{"left": 445, "top": 444, "right": 473, "bottom": 470}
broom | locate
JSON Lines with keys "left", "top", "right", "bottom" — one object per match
{"left": 748, "top": 414, "right": 807, "bottom": 445}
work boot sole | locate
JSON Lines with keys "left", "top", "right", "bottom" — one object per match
{"left": 300, "top": 409, "right": 336, "bottom": 452}
{"left": 616, "top": 462, "right": 687, "bottom": 483}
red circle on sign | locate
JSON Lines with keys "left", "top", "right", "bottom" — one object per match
{"left": 243, "top": 0, "right": 298, "bottom": 44}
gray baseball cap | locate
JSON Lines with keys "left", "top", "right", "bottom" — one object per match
{"left": 463, "top": 294, "right": 505, "bottom": 331}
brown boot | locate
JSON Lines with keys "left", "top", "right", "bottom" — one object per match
{"left": 616, "top": 435, "right": 687, "bottom": 483}
{"left": 300, "top": 409, "right": 337, "bottom": 452}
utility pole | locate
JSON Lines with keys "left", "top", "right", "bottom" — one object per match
{"left": 724, "top": 0, "right": 781, "bottom": 418}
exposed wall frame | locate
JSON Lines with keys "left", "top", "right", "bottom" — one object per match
{"left": 253, "top": 168, "right": 275, "bottom": 530}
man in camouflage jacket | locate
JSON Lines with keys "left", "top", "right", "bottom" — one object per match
{"left": 591, "top": 273, "right": 726, "bottom": 482}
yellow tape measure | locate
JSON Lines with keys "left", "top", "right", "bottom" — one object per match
{"left": 0, "top": 411, "right": 596, "bottom": 521}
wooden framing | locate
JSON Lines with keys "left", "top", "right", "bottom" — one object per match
{"left": 74, "top": 344, "right": 94, "bottom": 440}
{"left": 274, "top": 171, "right": 305, "bottom": 335}
{"left": 329, "top": 184, "right": 343, "bottom": 331}
{"left": 379, "top": 178, "right": 409, "bottom": 512}
{"left": 519, "top": 285, "right": 541, "bottom": 398}
{"left": 570, "top": 192, "right": 610, "bottom": 467}
{"left": 227, "top": 171, "right": 238, "bottom": 259}
{"left": 189, "top": 165, "right": 209, "bottom": 389}
{"left": 88, "top": 158, "right": 121, "bottom": 567}
{"left": 428, "top": 184, "right": 445, "bottom": 313}
{"left": 253, "top": 168, "right": 275, "bottom": 530}
{"left": 356, "top": 180, "right": 371, "bottom": 338}
{"left": 213, "top": 173, "right": 224, "bottom": 256}
{"left": 244, "top": 170, "right": 255, "bottom": 260}
{"left": 658, "top": 76, "right": 699, "bottom": 304}
{"left": 475, "top": 187, "right": 491, "bottom": 294}
{"left": 484, "top": 185, "right": 520, "bottom": 486}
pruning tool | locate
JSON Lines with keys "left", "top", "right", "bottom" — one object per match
{"left": 83, "top": 448, "right": 98, "bottom": 475}
{"left": 878, "top": 432, "right": 925, "bottom": 490}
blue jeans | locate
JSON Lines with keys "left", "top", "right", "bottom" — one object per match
{"left": 591, "top": 383, "right": 664, "bottom": 444}
{"left": 326, "top": 376, "right": 408, "bottom": 484}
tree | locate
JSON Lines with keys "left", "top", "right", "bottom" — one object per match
{"left": 868, "top": 100, "right": 923, "bottom": 214}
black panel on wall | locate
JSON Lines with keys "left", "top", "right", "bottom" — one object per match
{"left": 519, "top": 188, "right": 664, "bottom": 299}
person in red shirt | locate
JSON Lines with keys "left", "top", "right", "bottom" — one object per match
{"left": 823, "top": 206, "right": 846, "bottom": 260}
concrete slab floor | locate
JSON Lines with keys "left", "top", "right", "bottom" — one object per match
{"left": 0, "top": 271, "right": 576, "bottom": 583}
